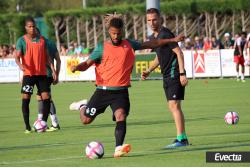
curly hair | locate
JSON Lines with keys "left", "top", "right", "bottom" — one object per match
{"left": 104, "top": 12, "right": 123, "bottom": 29}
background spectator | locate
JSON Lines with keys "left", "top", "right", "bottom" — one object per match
{"left": 193, "top": 36, "right": 203, "bottom": 50}
{"left": 223, "top": 33, "right": 234, "bottom": 49}
{"left": 60, "top": 44, "right": 68, "bottom": 56}
{"left": 73, "top": 42, "right": 83, "bottom": 56}
{"left": 67, "top": 45, "right": 75, "bottom": 56}
{"left": 203, "top": 37, "right": 212, "bottom": 51}
{"left": 211, "top": 36, "right": 224, "bottom": 49}
{"left": 182, "top": 38, "right": 193, "bottom": 50}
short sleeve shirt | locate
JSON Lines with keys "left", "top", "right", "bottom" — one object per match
{"left": 149, "top": 27, "right": 179, "bottom": 78}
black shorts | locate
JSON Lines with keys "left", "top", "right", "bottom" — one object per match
{"left": 85, "top": 89, "right": 130, "bottom": 121}
{"left": 163, "top": 77, "right": 185, "bottom": 101}
{"left": 37, "top": 77, "right": 53, "bottom": 95}
{"left": 21, "top": 75, "right": 50, "bottom": 95}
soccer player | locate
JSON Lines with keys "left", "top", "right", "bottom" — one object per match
{"left": 35, "top": 28, "right": 61, "bottom": 131}
{"left": 234, "top": 31, "right": 247, "bottom": 82}
{"left": 70, "top": 13, "right": 184, "bottom": 157}
{"left": 246, "top": 33, "right": 250, "bottom": 65}
{"left": 15, "top": 17, "right": 57, "bottom": 133}
{"left": 141, "top": 8, "right": 189, "bottom": 149}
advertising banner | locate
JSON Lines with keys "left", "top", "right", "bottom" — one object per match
{"left": 193, "top": 50, "right": 221, "bottom": 77}
{"left": 64, "top": 56, "right": 95, "bottom": 81}
{"left": 0, "top": 58, "right": 20, "bottom": 82}
{"left": 1, "top": 49, "right": 248, "bottom": 83}
{"left": 132, "top": 53, "right": 162, "bottom": 80}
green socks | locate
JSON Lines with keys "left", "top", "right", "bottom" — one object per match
{"left": 177, "top": 132, "right": 187, "bottom": 141}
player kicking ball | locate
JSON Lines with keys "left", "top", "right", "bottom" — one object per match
{"left": 70, "top": 13, "right": 184, "bottom": 157}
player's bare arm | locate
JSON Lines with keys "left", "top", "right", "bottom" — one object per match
{"left": 71, "top": 59, "right": 95, "bottom": 73}
{"left": 140, "top": 34, "right": 185, "bottom": 49}
{"left": 53, "top": 52, "right": 61, "bottom": 84}
{"left": 172, "top": 47, "right": 188, "bottom": 86}
{"left": 15, "top": 51, "right": 25, "bottom": 71}
{"left": 141, "top": 56, "right": 159, "bottom": 80}
{"left": 46, "top": 51, "right": 58, "bottom": 84}
{"left": 55, "top": 52, "right": 61, "bottom": 75}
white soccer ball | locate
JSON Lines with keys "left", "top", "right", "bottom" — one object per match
{"left": 245, "top": 60, "right": 250, "bottom": 66}
{"left": 224, "top": 112, "right": 239, "bottom": 125}
{"left": 33, "top": 119, "right": 47, "bottom": 132}
{"left": 85, "top": 141, "right": 104, "bottom": 159}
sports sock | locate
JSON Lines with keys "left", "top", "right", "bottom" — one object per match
{"left": 38, "top": 100, "right": 43, "bottom": 120}
{"left": 50, "top": 114, "right": 59, "bottom": 127}
{"left": 50, "top": 100, "right": 56, "bottom": 115}
{"left": 42, "top": 99, "right": 50, "bottom": 122}
{"left": 22, "top": 99, "right": 31, "bottom": 130}
{"left": 177, "top": 132, "right": 187, "bottom": 141}
{"left": 49, "top": 101, "right": 59, "bottom": 127}
{"left": 236, "top": 72, "right": 239, "bottom": 78}
{"left": 241, "top": 73, "right": 245, "bottom": 80}
{"left": 115, "top": 121, "right": 126, "bottom": 147}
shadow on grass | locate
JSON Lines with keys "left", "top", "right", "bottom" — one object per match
{"left": 1, "top": 130, "right": 250, "bottom": 153}
{"left": 126, "top": 142, "right": 250, "bottom": 158}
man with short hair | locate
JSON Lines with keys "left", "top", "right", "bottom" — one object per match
{"left": 15, "top": 17, "right": 57, "bottom": 133}
{"left": 71, "top": 13, "right": 184, "bottom": 157}
{"left": 35, "top": 28, "right": 61, "bottom": 131}
{"left": 142, "top": 8, "right": 189, "bottom": 149}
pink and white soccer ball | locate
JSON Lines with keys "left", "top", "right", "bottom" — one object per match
{"left": 33, "top": 119, "right": 47, "bottom": 132}
{"left": 85, "top": 141, "right": 104, "bottom": 159}
{"left": 245, "top": 60, "right": 250, "bottom": 66}
{"left": 224, "top": 112, "right": 239, "bottom": 125}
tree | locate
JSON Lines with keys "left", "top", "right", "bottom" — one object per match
{"left": 0, "top": 0, "right": 9, "bottom": 13}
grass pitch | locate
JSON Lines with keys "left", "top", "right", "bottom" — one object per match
{"left": 0, "top": 79, "right": 250, "bottom": 167}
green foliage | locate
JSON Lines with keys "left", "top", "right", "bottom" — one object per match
{"left": 0, "top": 0, "right": 9, "bottom": 13}
{"left": 0, "top": 13, "right": 27, "bottom": 44}
{"left": 161, "top": 1, "right": 192, "bottom": 15}
{"left": 45, "top": 0, "right": 249, "bottom": 19}
{"left": 1, "top": 0, "right": 249, "bottom": 44}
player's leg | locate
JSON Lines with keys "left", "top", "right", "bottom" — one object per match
{"left": 165, "top": 102, "right": 189, "bottom": 148}
{"left": 234, "top": 56, "right": 240, "bottom": 81}
{"left": 236, "top": 63, "right": 240, "bottom": 81}
{"left": 47, "top": 77, "right": 60, "bottom": 130}
{"left": 111, "top": 89, "right": 131, "bottom": 157}
{"left": 37, "top": 76, "right": 51, "bottom": 122}
{"left": 48, "top": 98, "right": 60, "bottom": 129}
{"left": 163, "top": 78, "right": 189, "bottom": 148}
{"left": 40, "top": 97, "right": 61, "bottom": 131}
{"left": 80, "top": 107, "right": 94, "bottom": 124}
{"left": 80, "top": 89, "right": 107, "bottom": 124}
{"left": 113, "top": 108, "right": 131, "bottom": 158}
{"left": 22, "top": 93, "right": 32, "bottom": 133}
{"left": 114, "top": 108, "right": 127, "bottom": 148}
{"left": 241, "top": 65, "right": 245, "bottom": 82}
{"left": 168, "top": 100, "right": 186, "bottom": 136}
{"left": 240, "top": 57, "right": 245, "bottom": 82}
{"left": 36, "top": 94, "right": 43, "bottom": 120}
{"left": 36, "top": 77, "right": 60, "bottom": 131}
{"left": 21, "top": 76, "right": 34, "bottom": 133}
{"left": 69, "top": 99, "right": 88, "bottom": 111}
